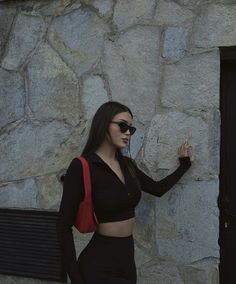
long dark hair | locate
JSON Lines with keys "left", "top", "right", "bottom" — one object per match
{"left": 82, "top": 101, "right": 141, "bottom": 189}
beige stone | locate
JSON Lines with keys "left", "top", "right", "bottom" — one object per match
{"left": 37, "top": 174, "right": 63, "bottom": 210}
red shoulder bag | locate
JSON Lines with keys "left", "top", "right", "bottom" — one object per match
{"left": 74, "top": 156, "right": 98, "bottom": 233}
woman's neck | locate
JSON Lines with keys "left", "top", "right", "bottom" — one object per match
{"left": 95, "top": 142, "right": 118, "bottom": 162}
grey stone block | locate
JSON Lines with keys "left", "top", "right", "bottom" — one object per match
{"left": 138, "top": 260, "right": 184, "bottom": 284}
{"left": 0, "top": 68, "right": 25, "bottom": 128}
{"left": 144, "top": 111, "right": 209, "bottom": 180}
{"left": 0, "top": 178, "right": 39, "bottom": 208}
{"left": 93, "top": 0, "right": 114, "bottom": 18}
{"left": 2, "top": 13, "right": 46, "bottom": 70}
{"left": 163, "top": 26, "right": 190, "bottom": 61}
{"left": 154, "top": 0, "right": 194, "bottom": 25}
{"left": 162, "top": 50, "right": 220, "bottom": 110}
{"left": 27, "top": 42, "right": 80, "bottom": 125}
{"left": 33, "top": 0, "right": 71, "bottom": 16}
{"left": 180, "top": 258, "right": 219, "bottom": 284}
{"left": 113, "top": 0, "right": 155, "bottom": 31}
{"left": 0, "top": 121, "right": 80, "bottom": 181}
{"left": 103, "top": 26, "right": 161, "bottom": 124}
{"left": 36, "top": 173, "right": 63, "bottom": 210}
{"left": 193, "top": 4, "right": 236, "bottom": 48}
{"left": 155, "top": 180, "right": 219, "bottom": 263}
{"left": 0, "top": 5, "right": 16, "bottom": 58}
{"left": 82, "top": 75, "right": 108, "bottom": 121}
{"left": 48, "top": 8, "right": 109, "bottom": 77}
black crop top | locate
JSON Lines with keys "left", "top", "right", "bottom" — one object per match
{"left": 56, "top": 152, "right": 191, "bottom": 283}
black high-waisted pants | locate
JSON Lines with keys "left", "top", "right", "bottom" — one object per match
{"left": 77, "top": 231, "right": 137, "bottom": 284}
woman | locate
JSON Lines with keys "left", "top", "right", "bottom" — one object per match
{"left": 57, "top": 101, "right": 194, "bottom": 284}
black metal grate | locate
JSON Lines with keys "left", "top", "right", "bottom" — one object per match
{"left": 0, "top": 208, "right": 67, "bottom": 282}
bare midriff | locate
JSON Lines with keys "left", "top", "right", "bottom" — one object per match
{"left": 96, "top": 217, "right": 135, "bottom": 237}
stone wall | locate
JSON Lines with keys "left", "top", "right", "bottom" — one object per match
{"left": 1, "top": 0, "right": 231, "bottom": 283}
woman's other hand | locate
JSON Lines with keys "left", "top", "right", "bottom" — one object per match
{"left": 178, "top": 141, "right": 195, "bottom": 162}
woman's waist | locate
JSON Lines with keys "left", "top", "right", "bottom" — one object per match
{"left": 96, "top": 217, "right": 135, "bottom": 237}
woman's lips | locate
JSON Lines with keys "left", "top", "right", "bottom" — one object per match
{"left": 122, "top": 138, "right": 129, "bottom": 143}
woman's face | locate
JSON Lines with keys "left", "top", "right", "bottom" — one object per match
{"left": 106, "top": 111, "right": 134, "bottom": 149}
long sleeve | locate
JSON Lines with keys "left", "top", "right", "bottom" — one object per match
{"left": 56, "top": 158, "right": 85, "bottom": 283}
{"left": 134, "top": 157, "right": 192, "bottom": 197}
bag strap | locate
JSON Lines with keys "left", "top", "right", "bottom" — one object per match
{"left": 75, "top": 156, "right": 92, "bottom": 201}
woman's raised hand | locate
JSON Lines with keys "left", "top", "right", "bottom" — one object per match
{"left": 177, "top": 141, "right": 195, "bottom": 162}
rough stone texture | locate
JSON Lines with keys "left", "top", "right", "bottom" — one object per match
{"left": 73, "top": 229, "right": 93, "bottom": 257}
{"left": 163, "top": 26, "right": 191, "bottom": 61}
{"left": 0, "top": 121, "right": 80, "bottom": 182}
{"left": 103, "top": 26, "right": 160, "bottom": 123}
{"left": 27, "top": 42, "right": 80, "bottom": 125}
{"left": 2, "top": 13, "right": 46, "bottom": 70}
{"left": 193, "top": 4, "right": 236, "bottom": 48}
{"left": 177, "top": 0, "right": 201, "bottom": 6}
{"left": 36, "top": 174, "right": 63, "bottom": 210}
{"left": 156, "top": 180, "right": 219, "bottom": 263}
{"left": 48, "top": 8, "right": 109, "bottom": 77}
{"left": 82, "top": 75, "right": 108, "bottom": 120}
{"left": 180, "top": 258, "right": 219, "bottom": 284}
{"left": 93, "top": 0, "right": 114, "bottom": 18}
{"left": 62, "top": 1, "right": 82, "bottom": 15}
{"left": 134, "top": 193, "right": 156, "bottom": 251}
{"left": 154, "top": 0, "right": 194, "bottom": 25}
{"left": 138, "top": 260, "right": 184, "bottom": 284}
{"left": 162, "top": 50, "right": 220, "bottom": 110}
{"left": 144, "top": 111, "right": 209, "bottom": 180}
{"left": 0, "top": 68, "right": 25, "bottom": 128}
{"left": 33, "top": 0, "right": 71, "bottom": 16}
{"left": 0, "top": 178, "right": 39, "bottom": 208}
{"left": 134, "top": 243, "right": 152, "bottom": 269}
{"left": 113, "top": 0, "right": 156, "bottom": 31}
{"left": 0, "top": 4, "right": 16, "bottom": 58}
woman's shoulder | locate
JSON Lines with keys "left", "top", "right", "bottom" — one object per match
{"left": 60, "top": 157, "right": 83, "bottom": 182}
{"left": 69, "top": 157, "right": 83, "bottom": 168}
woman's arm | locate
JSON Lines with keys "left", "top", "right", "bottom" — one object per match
{"left": 134, "top": 156, "right": 192, "bottom": 197}
{"left": 56, "top": 158, "right": 85, "bottom": 283}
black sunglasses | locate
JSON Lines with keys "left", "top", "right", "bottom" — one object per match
{"left": 110, "top": 121, "right": 136, "bottom": 135}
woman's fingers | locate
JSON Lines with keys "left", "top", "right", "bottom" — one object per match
{"left": 178, "top": 142, "right": 193, "bottom": 158}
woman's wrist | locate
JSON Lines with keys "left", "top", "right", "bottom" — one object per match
{"left": 178, "top": 156, "right": 192, "bottom": 168}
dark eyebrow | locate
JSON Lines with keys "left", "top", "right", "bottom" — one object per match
{"left": 118, "top": 119, "right": 133, "bottom": 125}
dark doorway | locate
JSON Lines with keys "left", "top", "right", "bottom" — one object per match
{"left": 219, "top": 47, "right": 236, "bottom": 284}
